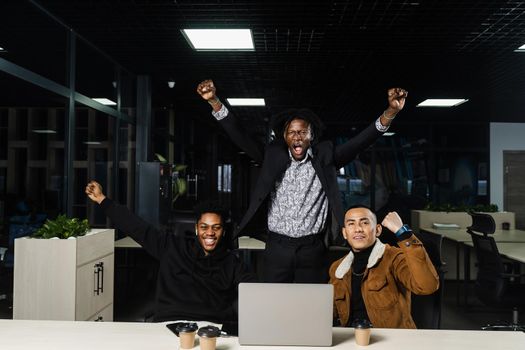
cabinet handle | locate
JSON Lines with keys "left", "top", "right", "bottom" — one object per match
{"left": 93, "top": 264, "right": 99, "bottom": 295}
{"left": 93, "top": 262, "right": 104, "bottom": 295}
{"left": 99, "top": 262, "right": 104, "bottom": 294}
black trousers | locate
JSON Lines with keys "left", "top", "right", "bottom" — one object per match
{"left": 262, "top": 231, "right": 328, "bottom": 283}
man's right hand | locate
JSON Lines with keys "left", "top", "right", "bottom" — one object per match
{"left": 197, "top": 79, "right": 223, "bottom": 111}
{"left": 85, "top": 180, "right": 106, "bottom": 205}
{"left": 197, "top": 79, "right": 217, "bottom": 101}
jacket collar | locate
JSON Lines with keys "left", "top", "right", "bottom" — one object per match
{"left": 334, "top": 239, "right": 386, "bottom": 279}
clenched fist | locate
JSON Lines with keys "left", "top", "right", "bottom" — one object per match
{"left": 387, "top": 88, "right": 408, "bottom": 112}
{"left": 85, "top": 180, "right": 106, "bottom": 204}
{"left": 381, "top": 211, "right": 404, "bottom": 233}
{"left": 196, "top": 79, "right": 217, "bottom": 101}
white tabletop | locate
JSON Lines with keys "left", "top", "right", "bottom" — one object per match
{"left": 495, "top": 242, "right": 525, "bottom": 263}
{"left": 114, "top": 236, "right": 141, "bottom": 248}
{"left": 0, "top": 320, "right": 523, "bottom": 350}
{"left": 237, "top": 236, "right": 265, "bottom": 250}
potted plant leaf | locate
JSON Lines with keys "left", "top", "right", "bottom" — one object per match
{"left": 32, "top": 214, "right": 90, "bottom": 239}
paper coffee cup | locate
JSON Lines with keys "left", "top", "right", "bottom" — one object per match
{"left": 179, "top": 331, "right": 196, "bottom": 349}
{"left": 355, "top": 327, "right": 371, "bottom": 346}
{"left": 176, "top": 322, "right": 198, "bottom": 349}
{"left": 199, "top": 336, "right": 217, "bottom": 350}
{"left": 197, "top": 326, "right": 220, "bottom": 350}
{"left": 353, "top": 319, "right": 372, "bottom": 346}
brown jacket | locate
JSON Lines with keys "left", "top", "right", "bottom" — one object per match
{"left": 329, "top": 235, "right": 439, "bottom": 328}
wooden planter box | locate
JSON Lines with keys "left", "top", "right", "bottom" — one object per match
{"left": 13, "top": 229, "right": 114, "bottom": 321}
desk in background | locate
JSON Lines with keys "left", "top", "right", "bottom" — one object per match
{"left": 420, "top": 227, "right": 525, "bottom": 307}
{"left": 0, "top": 319, "right": 523, "bottom": 350}
{"left": 114, "top": 236, "right": 266, "bottom": 250}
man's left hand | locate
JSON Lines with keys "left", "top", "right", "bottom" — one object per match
{"left": 388, "top": 88, "right": 408, "bottom": 112}
{"left": 381, "top": 211, "right": 404, "bottom": 233}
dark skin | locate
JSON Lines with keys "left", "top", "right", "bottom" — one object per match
{"left": 196, "top": 80, "right": 408, "bottom": 160}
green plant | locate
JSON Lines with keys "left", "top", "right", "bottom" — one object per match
{"left": 423, "top": 203, "right": 499, "bottom": 213}
{"left": 32, "top": 214, "right": 89, "bottom": 239}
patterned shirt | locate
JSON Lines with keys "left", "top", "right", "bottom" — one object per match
{"left": 212, "top": 104, "right": 390, "bottom": 238}
{"left": 267, "top": 149, "right": 328, "bottom": 237}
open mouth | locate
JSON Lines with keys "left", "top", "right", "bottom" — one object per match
{"left": 352, "top": 235, "right": 366, "bottom": 241}
{"left": 292, "top": 144, "right": 303, "bottom": 155}
{"left": 202, "top": 237, "right": 217, "bottom": 248}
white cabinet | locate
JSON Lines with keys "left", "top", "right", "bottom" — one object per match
{"left": 13, "top": 229, "right": 114, "bottom": 321}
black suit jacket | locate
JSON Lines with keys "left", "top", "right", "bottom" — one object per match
{"left": 219, "top": 112, "right": 383, "bottom": 246}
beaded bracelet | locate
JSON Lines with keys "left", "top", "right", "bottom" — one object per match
{"left": 382, "top": 110, "right": 397, "bottom": 120}
{"left": 208, "top": 98, "right": 221, "bottom": 106}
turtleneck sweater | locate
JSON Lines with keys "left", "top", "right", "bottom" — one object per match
{"left": 349, "top": 241, "right": 376, "bottom": 324}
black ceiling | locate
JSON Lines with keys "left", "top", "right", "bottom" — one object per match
{"left": 2, "top": 0, "right": 525, "bottom": 137}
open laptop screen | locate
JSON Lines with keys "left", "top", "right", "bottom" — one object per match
{"left": 238, "top": 283, "right": 333, "bottom": 346}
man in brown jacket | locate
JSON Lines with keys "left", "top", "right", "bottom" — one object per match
{"left": 329, "top": 205, "right": 439, "bottom": 328}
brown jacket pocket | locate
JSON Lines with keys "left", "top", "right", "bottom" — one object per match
{"left": 365, "top": 276, "right": 398, "bottom": 309}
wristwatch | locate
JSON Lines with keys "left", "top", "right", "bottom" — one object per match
{"left": 395, "top": 224, "right": 412, "bottom": 238}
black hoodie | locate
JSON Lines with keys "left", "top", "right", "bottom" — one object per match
{"left": 100, "top": 198, "right": 256, "bottom": 323}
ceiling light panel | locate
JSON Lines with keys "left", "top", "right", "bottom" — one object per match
{"left": 226, "top": 98, "right": 265, "bottom": 106}
{"left": 416, "top": 99, "right": 468, "bottom": 107}
{"left": 182, "top": 29, "right": 254, "bottom": 51}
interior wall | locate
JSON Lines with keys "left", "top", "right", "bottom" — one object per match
{"left": 489, "top": 122, "right": 525, "bottom": 210}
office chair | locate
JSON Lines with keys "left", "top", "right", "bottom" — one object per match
{"left": 411, "top": 230, "right": 446, "bottom": 329}
{"left": 467, "top": 212, "right": 525, "bottom": 331}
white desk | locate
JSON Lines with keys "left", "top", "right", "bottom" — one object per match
{"left": 495, "top": 243, "right": 525, "bottom": 264}
{"left": 0, "top": 320, "right": 523, "bottom": 350}
{"left": 237, "top": 236, "right": 265, "bottom": 250}
{"left": 114, "top": 236, "right": 141, "bottom": 249}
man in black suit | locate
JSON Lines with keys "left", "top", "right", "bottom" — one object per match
{"left": 197, "top": 80, "right": 407, "bottom": 283}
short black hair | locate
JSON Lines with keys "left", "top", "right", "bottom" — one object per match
{"left": 345, "top": 204, "right": 377, "bottom": 223}
{"left": 193, "top": 200, "right": 229, "bottom": 223}
{"left": 271, "top": 108, "right": 325, "bottom": 144}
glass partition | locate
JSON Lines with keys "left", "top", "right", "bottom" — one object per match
{"left": 0, "top": 2, "right": 68, "bottom": 85}
{"left": 0, "top": 71, "right": 68, "bottom": 219}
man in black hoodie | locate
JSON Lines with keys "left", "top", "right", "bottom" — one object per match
{"left": 85, "top": 180, "right": 256, "bottom": 326}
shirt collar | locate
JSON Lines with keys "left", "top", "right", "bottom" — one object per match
{"left": 288, "top": 147, "right": 314, "bottom": 163}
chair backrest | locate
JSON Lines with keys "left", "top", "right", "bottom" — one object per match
{"left": 467, "top": 212, "right": 506, "bottom": 304}
{"left": 415, "top": 230, "right": 445, "bottom": 269}
{"left": 467, "top": 211, "right": 496, "bottom": 236}
{"left": 411, "top": 230, "right": 445, "bottom": 329}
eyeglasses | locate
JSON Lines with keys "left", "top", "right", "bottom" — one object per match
{"left": 286, "top": 130, "right": 309, "bottom": 138}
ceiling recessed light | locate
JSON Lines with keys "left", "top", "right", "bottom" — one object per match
{"left": 181, "top": 29, "right": 254, "bottom": 51}
{"left": 383, "top": 132, "right": 396, "bottom": 136}
{"left": 226, "top": 98, "right": 265, "bottom": 106}
{"left": 514, "top": 44, "right": 525, "bottom": 52}
{"left": 92, "top": 98, "right": 117, "bottom": 106}
{"left": 416, "top": 99, "right": 468, "bottom": 107}
{"left": 84, "top": 141, "right": 102, "bottom": 145}
{"left": 0, "top": 47, "right": 5, "bottom": 51}
{"left": 32, "top": 129, "right": 57, "bottom": 134}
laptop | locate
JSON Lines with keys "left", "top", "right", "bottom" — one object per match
{"left": 238, "top": 283, "right": 333, "bottom": 346}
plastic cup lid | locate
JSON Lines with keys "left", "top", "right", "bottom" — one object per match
{"left": 197, "top": 325, "right": 221, "bottom": 338}
{"left": 176, "top": 322, "right": 198, "bottom": 333}
{"left": 354, "top": 319, "right": 373, "bottom": 329}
